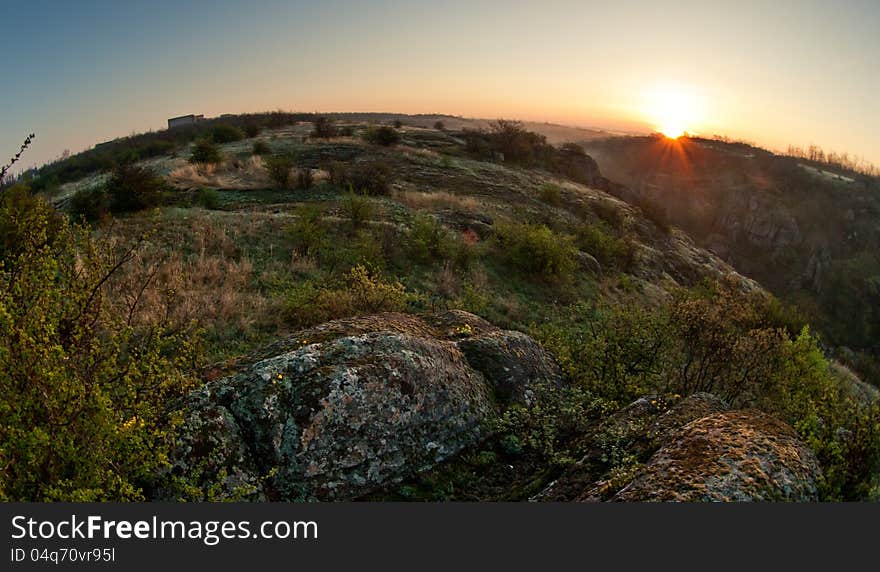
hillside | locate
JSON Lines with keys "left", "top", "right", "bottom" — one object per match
{"left": 580, "top": 135, "right": 880, "bottom": 385}
{"left": 2, "top": 114, "right": 878, "bottom": 501}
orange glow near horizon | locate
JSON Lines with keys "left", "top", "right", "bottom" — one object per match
{"left": 643, "top": 86, "right": 705, "bottom": 139}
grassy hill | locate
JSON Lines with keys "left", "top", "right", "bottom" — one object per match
{"left": 2, "top": 114, "right": 878, "bottom": 501}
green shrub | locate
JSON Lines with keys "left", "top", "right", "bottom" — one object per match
{"left": 311, "top": 116, "right": 338, "bottom": 138}
{"left": 407, "top": 214, "right": 454, "bottom": 264}
{"left": 335, "top": 161, "right": 393, "bottom": 196}
{"left": 106, "top": 163, "right": 167, "bottom": 213}
{"left": 69, "top": 186, "right": 110, "bottom": 223}
{"left": 636, "top": 196, "right": 672, "bottom": 234}
{"left": 363, "top": 125, "right": 400, "bottom": 147}
{"left": 244, "top": 124, "right": 261, "bottom": 138}
{"left": 195, "top": 188, "right": 220, "bottom": 209}
{"left": 576, "top": 223, "right": 635, "bottom": 270}
{"left": 342, "top": 192, "right": 374, "bottom": 231}
{"left": 536, "top": 281, "right": 880, "bottom": 499}
{"left": 495, "top": 222, "right": 577, "bottom": 280}
{"left": 210, "top": 124, "right": 244, "bottom": 144}
{"left": 287, "top": 205, "right": 326, "bottom": 256}
{"left": 284, "top": 264, "right": 407, "bottom": 327}
{"left": 264, "top": 153, "right": 296, "bottom": 187}
{"left": 434, "top": 120, "right": 445, "bottom": 131}
{"left": 0, "top": 197, "right": 199, "bottom": 500}
{"left": 538, "top": 183, "right": 562, "bottom": 206}
{"left": 251, "top": 141, "right": 270, "bottom": 156}
{"left": 189, "top": 138, "right": 222, "bottom": 165}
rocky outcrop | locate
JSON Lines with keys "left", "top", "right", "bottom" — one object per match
{"left": 535, "top": 393, "right": 820, "bottom": 502}
{"left": 613, "top": 410, "right": 821, "bottom": 502}
{"left": 161, "top": 311, "right": 561, "bottom": 501}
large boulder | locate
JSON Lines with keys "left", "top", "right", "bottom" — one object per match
{"left": 161, "top": 311, "right": 561, "bottom": 501}
{"left": 613, "top": 410, "right": 822, "bottom": 502}
{"left": 535, "top": 392, "right": 730, "bottom": 502}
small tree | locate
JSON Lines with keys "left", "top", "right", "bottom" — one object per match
{"left": 106, "top": 162, "right": 167, "bottom": 213}
{"left": 189, "top": 138, "right": 222, "bottom": 165}
{"left": 433, "top": 120, "right": 445, "bottom": 131}
{"left": 264, "top": 153, "right": 296, "bottom": 187}
{"left": 210, "top": 124, "right": 244, "bottom": 144}
{"left": 311, "top": 116, "right": 338, "bottom": 138}
{"left": 363, "top": 125, "right": 400, "bottom": 147}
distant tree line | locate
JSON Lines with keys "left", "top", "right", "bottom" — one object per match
{"left": 785, "top": 144, "right": 878, "bottom": 178}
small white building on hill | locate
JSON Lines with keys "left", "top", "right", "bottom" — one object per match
{"left": 168, "top": 114, "right": 204, "bottom": 130}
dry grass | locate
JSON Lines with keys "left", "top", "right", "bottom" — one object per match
{"left": 393, "top": 189, "right": 482, "bottom": 212}
{"left": 167, "top": 156, "right": 272, "bottom": 189}
{"left": 105, "top": 214, "right": 283, "bottom": 352}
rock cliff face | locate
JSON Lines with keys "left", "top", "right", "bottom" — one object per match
{"left": 160, "top": 311, "right": 562, "bottom": 500}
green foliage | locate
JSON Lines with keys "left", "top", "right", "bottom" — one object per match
{"left": 494, "top": 222, "right": 577, "bottom": 280}
{"left": 311, "top": 116, "right": 338, "bottom": 139}
{"left": 576, "top": 223, "right": 635, "bottom": 270}
{"left": 69, "top": 186, "right": 110, "bottom": 223}
{"left": 287, "top": 205, "right": 327, "bottom": 257}
{"left": 0, "top": 197, "right": 199, "bottom": 500}
{"left": 538, "top": 183, "right": 562, "bottom": 206}
{"left": 535, "top": 281, "right": 880, "bottom": 499}
{"left": 342, "top": 192, "right": 374, "bottom": 232}
{"left": 264, "top": 153, "right": 296, "bottom": 188}
{"left": 363, "top": 125, "right": 401, "bottom": 147}
{"left": 189, "top": 138, "right": 222, "bottom": 165}
{"left": 244, "top": 123, "right": 261, "bottom": 138}
{"left": 433, "top": 120, "right": 445, "bottom": 131}
{"left": 210, "top": 124, "right": 245, "bottom": 144}
{"left": 194, "top": 188, "right": 220, "bottom": 210}
{"left": 0, "top": 185, "right": 64, "bottom": 262}
{"left": 407, "top": 214, "right": 454, "bottom": 264}
{"left": 332, "top": 161, "right": 393, "bottom": 196}
{"left": 494, "top": 382, "right": 606, "bottom": 464}
{"left": 284, "top": 265, "right": 408, "bottom": 327}
{"left": 106, "top": 163, "right": 167, "bottom": 213}
{"left": 636, "top": 197, "right": 672, "bottom": 234}
{"left": 251, "top": 141, "right": 271, "bottom": 156}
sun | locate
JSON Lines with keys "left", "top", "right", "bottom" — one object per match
{"left": 645, "top": 86, "right": 703, "bottom": 139}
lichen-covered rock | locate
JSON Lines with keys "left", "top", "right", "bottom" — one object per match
{"left": 534, "top": 393, "right": 729, "bottom": 502}
{"left": 613, "top": 410, "right": 821, "bottom": 502}
{"left": 164, "top": 312, "right": 561, "bottom": 501}
{"left": 458, "top": 330, "right": 563, "bottom": 406}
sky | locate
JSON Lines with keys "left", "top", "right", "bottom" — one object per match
{"left": 2, "top": 0, "right": 878, "bottom": 169}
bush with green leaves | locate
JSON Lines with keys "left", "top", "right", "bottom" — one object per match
{"left": 0, "top": 195, "right": 200, "bottom": 500}
{"left": 189, "top": 138, "right": 222, "bottom": 165}
{"left": 342, "top": 192, "right": 374, "bottom": 231}
{"left": 69, "top": 186, "right": 110, "bottom": 223}
{"left": 311, "top": 116, "right": 338, "bottom": 138}
{"left": 538, "top": 183, "right": 562, "bottom": 206}
{"left": 576, "top": 222, "right": 635, "bottom": 270}
{"left": 284, "top": 264, "right": 408, "bottom": 327}
{"left": 194, "top": 188, "right": 220, "bottom": 209}
{"left": 210, "top": 124, "right": 244, "bottom": 144}
{"left": 494, "top": 222, "right": 577, "bottom": 280}
{"left": 244, "top": 123, "right": 261, "bottom": 138}
{"left": 535, "top": 281, "right": 880, "bottom": 499}
{"left": 333, "top": 161, "right": 394, "bottom": 196}
{"left": 264, "top": 153, "right": 296, "bottom": 187}
{"left": 407, "top": 214, "right": 454, "bottom": 264}
{"left": 363, "top": 125, "right": 400, "bottom": 147}
{"left": 287, "top": 205, "right": 327, "bottom": 257}
{"left": 106, "top": 162, "right": 167, "bottom": 213}
{"left": 251, "top": 141, "right": 270, "bottom": 156}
